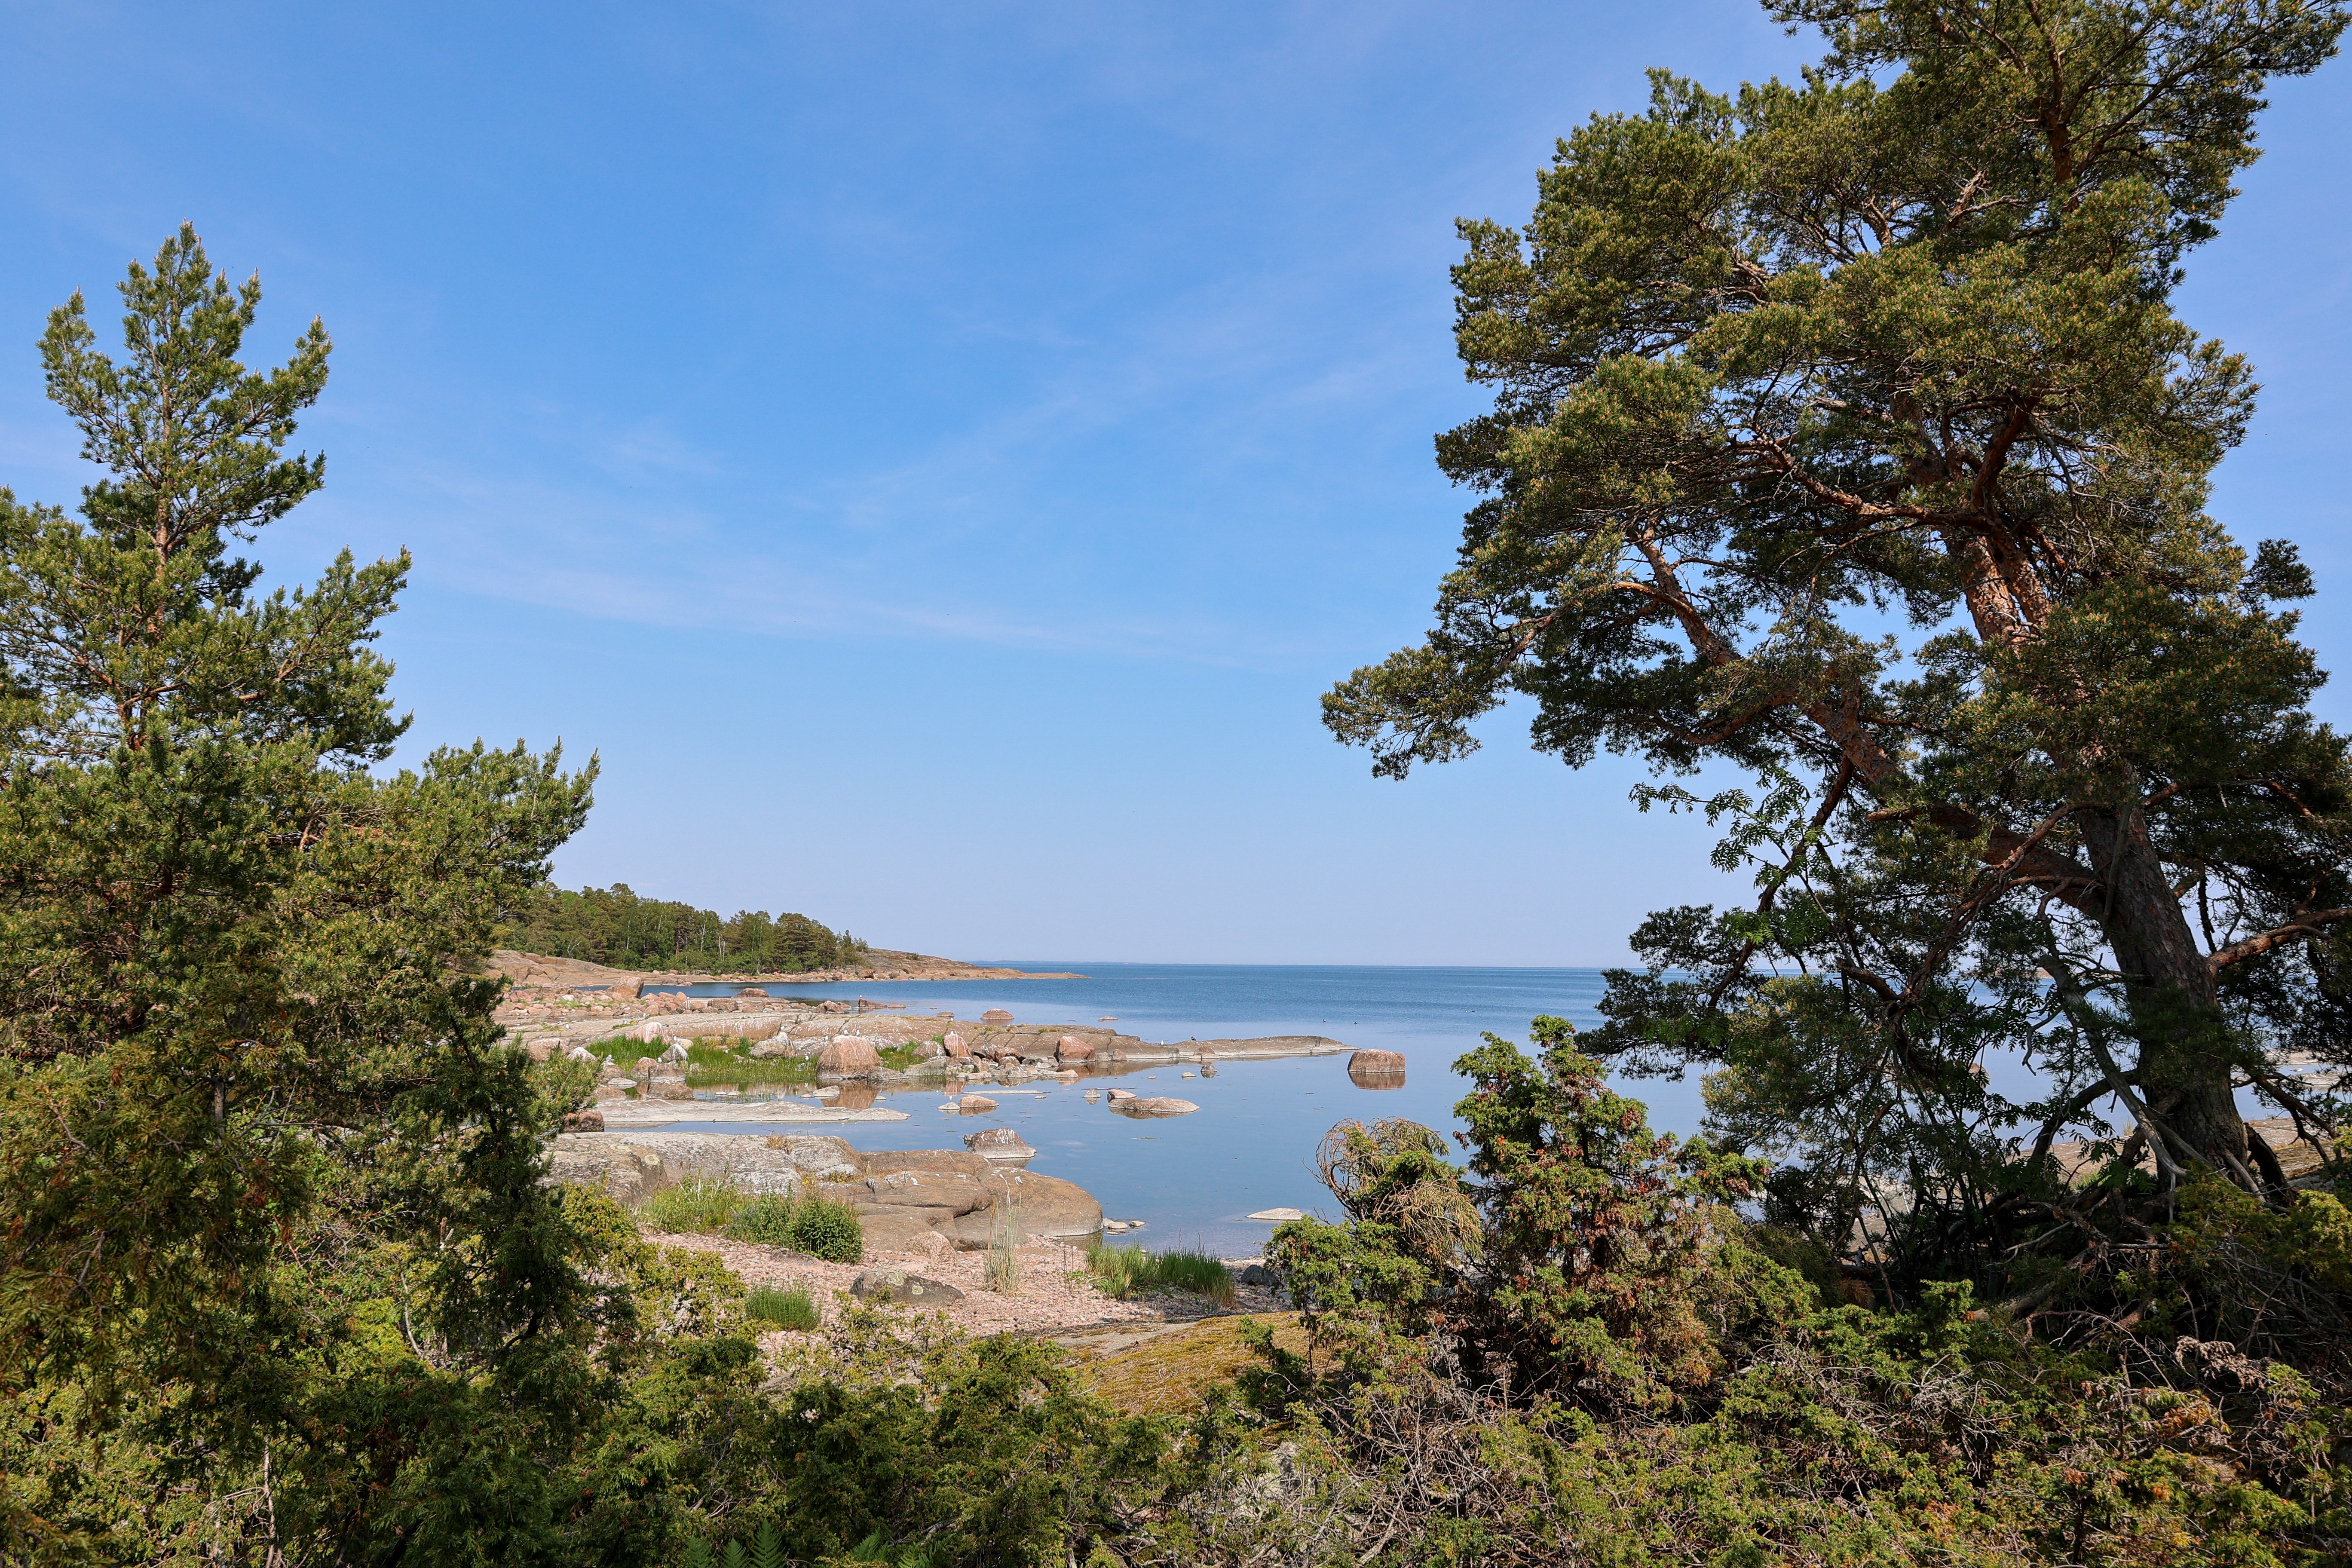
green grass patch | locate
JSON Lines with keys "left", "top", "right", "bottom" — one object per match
{"left": 639, "top": 1174, "right": 742, "bottom": 1235}
{"left": 674, "top": 1035, "right": 821, "bottom": 1089}
{"left": 1084, "top": 1241, "right": 1235, "bottom": 1307}
{"left": 725, "top": 1194, "right": 799, "bottom": 1245}
{"left": 743, "top": 1283, "right": 818, "bottom": 1331}
{"left": 878, "top": 1040, "right": 936, "bottom": 1071}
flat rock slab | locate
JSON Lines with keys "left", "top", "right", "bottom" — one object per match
{"left": 594, "top": 1099, "right": 910, "bottom": 1127}
{"left": 549, "top": 1130, "right": 861, "bottom": 1204}
{"left": 1110, "top": 1096, "right": 1199, "bottom": 1118}
{"left": 1246, "top": 1208, "right": 1305, "bottom": 1222}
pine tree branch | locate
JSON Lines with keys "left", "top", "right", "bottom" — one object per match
{"left": 2208, "top": 908, "right": 2352, "bottom": 973}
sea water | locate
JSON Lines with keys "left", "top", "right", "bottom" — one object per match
{"left": 655, "top": 962, "right": 1709, "bottom": 1258}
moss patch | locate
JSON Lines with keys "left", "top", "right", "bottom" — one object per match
{"left": 1071, "top": 1313, "right": 1307, "bottom": 1418}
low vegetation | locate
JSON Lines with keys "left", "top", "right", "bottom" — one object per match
{"left": 643, "top": 1175, "right": 866, "bottom": 1264}
{"left": 588, "top": 1035, "right": 939, "bottom": 1093}
{"left": 642, "top": 1173, "right": 750, "bottom": 1235}
{"left": 743, "top": 1284, "right": 820, "bottom": 1332}
{"left": 1085, "top": 1243, "right": 1237, "bottom": 1307}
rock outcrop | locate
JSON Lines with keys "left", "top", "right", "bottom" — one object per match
{"left": 548, "top": 1131, "right": 1103, "bottom": 1250}
{"left": 963, "top": 1126, "right": 1033, "bottom": 1160}
{"left": 817, "top": 1036, "right": 882, "bottom": 1078}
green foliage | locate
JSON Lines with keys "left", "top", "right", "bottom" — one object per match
{"left": 738, "top": 1303, "right": 1167, "bottom": 1565}
{"left": 1268, "top": 1021, "right": 1803, "bottom": 1408}
{"left": 662, "top": 1035, "right": 821, "bottom": 1089}
{"left": 743, "top": 1283, "right": 819, "bottom": 1332}
{"left": 1218, "top": 1025, "right": 2352, "bottom": 1566}
{"left": 1085, "top": 1242, "right": 1237, "bottom": 1306}
{"left": 1084, "top": 1240, "right": 1149, "bottom": 1299}
{"left": 510, "top": 882, "right": 865, "bottom": 973}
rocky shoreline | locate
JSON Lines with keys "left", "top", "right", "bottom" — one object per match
{"left": 523, "top": 968, "right": 1378, "bottom": 1274}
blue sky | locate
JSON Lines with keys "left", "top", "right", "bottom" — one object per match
{"left": 1, "top": 1, "right": 2346, "bottom": 965}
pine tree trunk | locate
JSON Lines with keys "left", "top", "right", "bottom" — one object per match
{"left": 2076, "top": 802, "right": 2248, "bottom": 1178}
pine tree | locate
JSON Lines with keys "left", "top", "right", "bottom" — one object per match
{"left": 0, "top": 227, "right": 597, "bottom": 1559}
{"left": 1326, "top": 0, "right": 2352, "bottom": 1225}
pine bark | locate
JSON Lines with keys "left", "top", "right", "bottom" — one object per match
{"left": 2076, "top": 805, "right": 2249, "bottom": 1175}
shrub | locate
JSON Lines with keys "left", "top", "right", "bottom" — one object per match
{"left": 744, "top": 1284, "right": 819, "bottom": 1332}
{"left": 640, "top": 1174, "right": 743, "bottom": 1235}
{"left": 726, "top": 1194, "right": 799, "bottom": 1246}
{"left": 785, "top": 1194, "right": 864, "bottom": 1263}
{"left": 739, "top": 1308, "right": 1163, "bottom": 1563}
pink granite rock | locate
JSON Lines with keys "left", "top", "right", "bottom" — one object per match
{"left": 818, "top": 1036, "right": 882, "bottom": 1078}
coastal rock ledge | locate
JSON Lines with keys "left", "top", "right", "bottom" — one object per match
{"left": 548, "top": 1130, "right": 1102, "bottom": 1252}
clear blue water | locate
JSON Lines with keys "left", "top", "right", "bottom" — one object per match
{"left": 652, "top": 962, "right": 1711, "bottom": 1258}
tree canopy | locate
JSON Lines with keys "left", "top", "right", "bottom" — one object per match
{"left": 0, "top": 226, "right": 620, "bottom": 1562}
{"left": 509, "top": 884, "right": 865, "bottom": 974}
{"left": 1326, "top": 0, "right": 2352, "bottom": 1244}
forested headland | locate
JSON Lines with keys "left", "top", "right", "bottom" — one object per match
{"left": 504, "top": 885, "right": 866, "bottom": 974}
{"left": 8, "top": 1, "right": 2352, "bottom": 1564}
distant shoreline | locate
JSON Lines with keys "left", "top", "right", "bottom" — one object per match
{"left": 485, "top": 948, "right": 1084, "bottom": 990}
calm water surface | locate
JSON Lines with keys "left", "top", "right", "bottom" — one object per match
{"left": 655, "top": 963, "right": 1709, "bottom": 1258}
